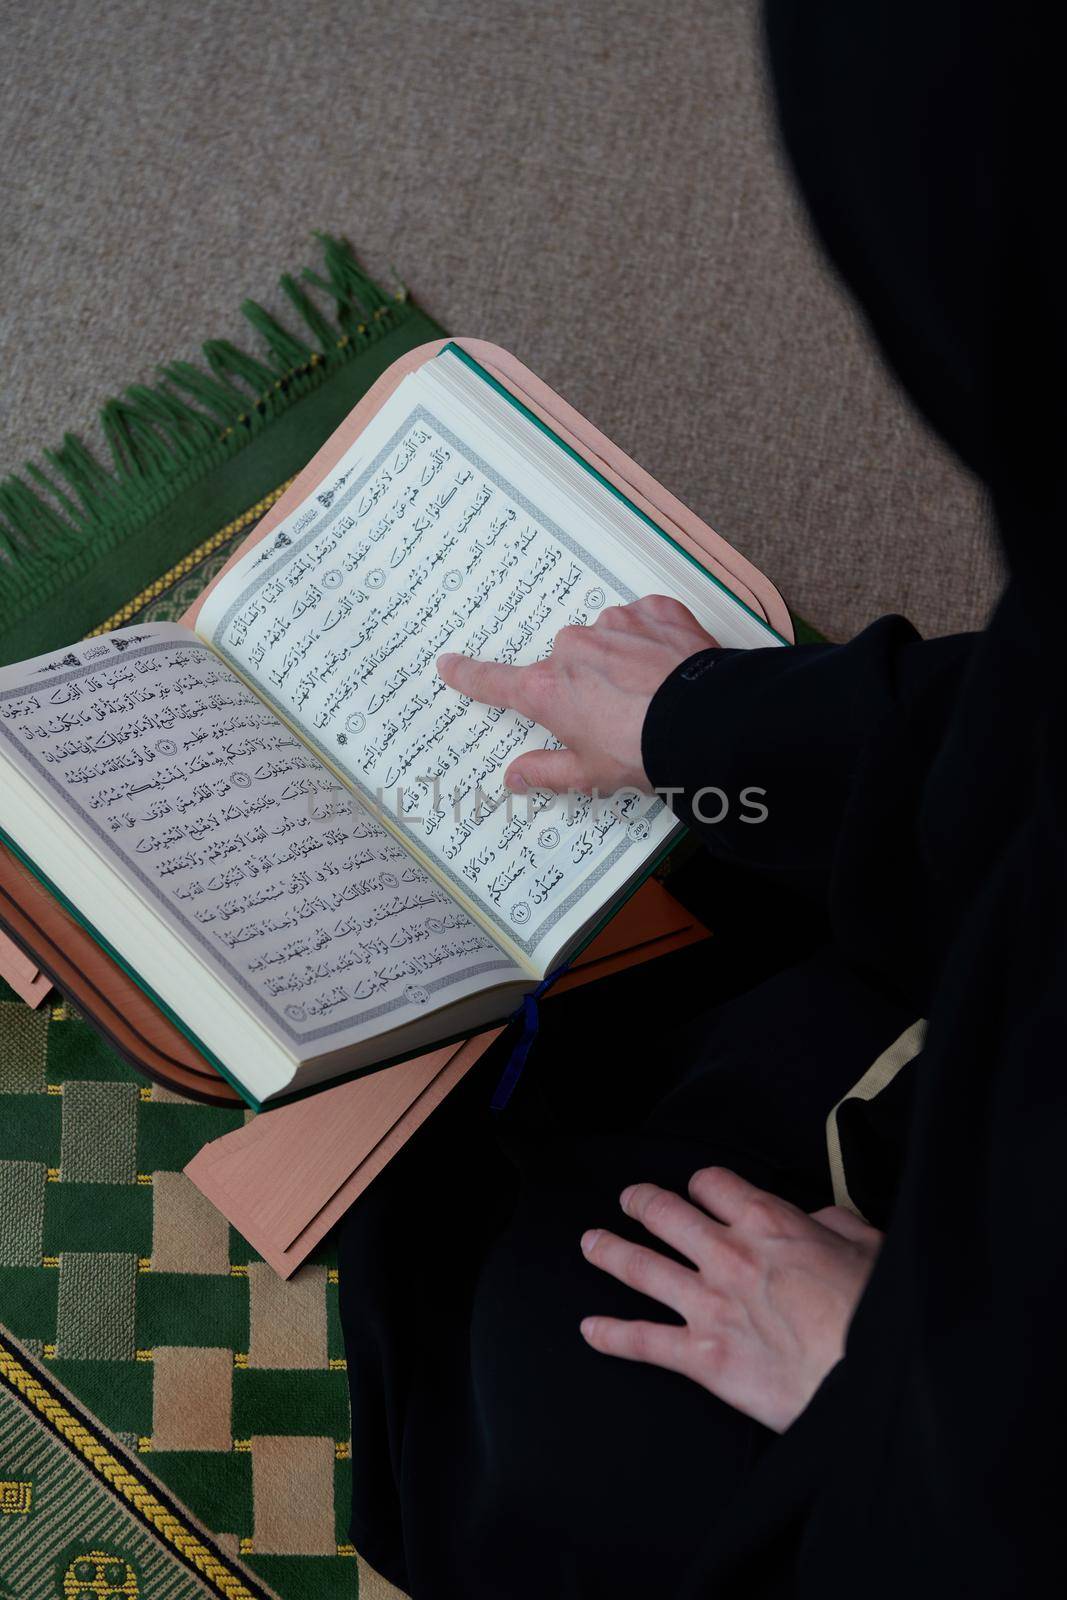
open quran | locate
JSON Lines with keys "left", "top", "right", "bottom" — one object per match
{"left": 0, "top": 343, "right": 784, "bottom": 1109}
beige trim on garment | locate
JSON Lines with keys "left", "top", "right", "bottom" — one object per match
{"left": 825, "top": 1019, "right": 927, "bottom": 1221}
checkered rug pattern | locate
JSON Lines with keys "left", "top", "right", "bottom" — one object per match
{"left": 0, "top": 982, "right": 403, "bottom": 1600}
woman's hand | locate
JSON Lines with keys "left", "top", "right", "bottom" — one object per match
{"left": 579, "top": 1167, "right": 883, "bottom": 1432}
{"left": 436, "top": 595, "right": 717, "bottom": 796}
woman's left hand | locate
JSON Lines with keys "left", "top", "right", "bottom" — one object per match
{"left": 579, "top": 1166, "right": 883, "bottom": 1432}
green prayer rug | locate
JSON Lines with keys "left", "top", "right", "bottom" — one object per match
{"left": 0, "top": 987, "right": 406, "bottom": 1600}
{"left": 0, "top": 1321, "right": 279, "bottom": 1600}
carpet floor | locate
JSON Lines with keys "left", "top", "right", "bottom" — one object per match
{"left": 1, "top": 0, "right": 1002, "bottom": 645}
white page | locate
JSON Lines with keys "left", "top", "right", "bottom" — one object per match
{"left": 0, "top": 625, "right": 523, "bottom": 1064}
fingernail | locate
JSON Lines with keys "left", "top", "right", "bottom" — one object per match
{"left": 580, "top": 1317, "right": 599, "bottom": 1340}
{"left": 580, "top": 1229, "right": 600, "bottom": 1255}
{"left": 506, "top": 771, "right": 528, "bottom": 794}
{"left": 620, "top": 1185, "right": 636, "bottom": 1211}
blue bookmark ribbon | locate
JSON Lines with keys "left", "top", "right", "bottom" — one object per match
{"left": 490, "top": 964, "right": 570, "bottom": 1112}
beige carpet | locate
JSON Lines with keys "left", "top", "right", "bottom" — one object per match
{"left": 0, "top": 0, "right": 1000, "bottom": 643}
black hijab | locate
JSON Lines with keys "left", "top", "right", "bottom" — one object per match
{"left": 767, "top": 0, "right": 1063, "bottom": 616}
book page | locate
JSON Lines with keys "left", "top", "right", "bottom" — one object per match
{"left": 0, "top": 626, "right": 523, "bottom": 1062}
{"left": 196, "top": 369, "right": 685, "bottom": 971}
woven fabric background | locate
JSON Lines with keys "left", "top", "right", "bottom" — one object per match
{"left": 0, "top": 983, "right": 403, "bottom": 1600}
{"left": 1, "top": 0, "right": 1002, "bottom": 647}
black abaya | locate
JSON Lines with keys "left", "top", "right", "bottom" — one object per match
{"left": 340, "top": 3, "right": 1065, "bottom": 1593}
{"left": 340, "top": 922, "right": 916, "bottom": 1597}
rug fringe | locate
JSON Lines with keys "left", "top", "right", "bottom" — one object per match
{"left": 0, "top": 235, "right": 412, "bottom": 616}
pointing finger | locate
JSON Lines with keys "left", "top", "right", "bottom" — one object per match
{"left": 436, "top": 652, "right": 537, "bottom": 715}
{"left": 504, "top": 749, "right": 589, "bottom": 795}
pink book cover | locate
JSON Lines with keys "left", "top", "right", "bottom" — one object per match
{"left": 185, "top": 1033, "right": 498, "bottom": 1278}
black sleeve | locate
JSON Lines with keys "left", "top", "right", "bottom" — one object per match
{"left": 640, "top": 618, "right": 976, "bottom": 1003}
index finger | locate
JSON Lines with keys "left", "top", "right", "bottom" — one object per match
{"left": 437, "top": 651, "right": 537, "bottom": 715}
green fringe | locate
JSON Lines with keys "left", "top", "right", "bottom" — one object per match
{"left": 0, "top": 233, "right": 414, "bottom": 616}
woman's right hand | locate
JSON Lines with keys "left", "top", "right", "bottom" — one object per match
{"left": 437, "top": 595, "right": 718, "bottom": 797}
